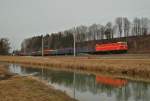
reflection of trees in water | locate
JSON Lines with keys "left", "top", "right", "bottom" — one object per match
{"left": 115, "top": 85, "right": 131, "bottom": 101}
{"left": 132, "top": 82, "right": 149, "bottom": 101}
{"left": 21, "top": 66, "right": 41, "bottom": 74}
{"left": 42, "top": 69, "right": 74, "bottom": 88}
{"left": 96, "top": 80, "right": 150, "bottom": 101}
{"left": 18, "top": 66, "right": 150, "bottom": 101}
{"left": 74, "top": 73, "right": 96, "bottom": 93}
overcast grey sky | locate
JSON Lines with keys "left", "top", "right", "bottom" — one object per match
{"left": 0, "top": 0, "right": 150, "bottom": 49}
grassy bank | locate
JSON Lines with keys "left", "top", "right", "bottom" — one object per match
{"left": 0, "top": 65, "right": 77, "bottom": 101}
{"left": 0, "top": 55, "right": 150, "bottom": 79}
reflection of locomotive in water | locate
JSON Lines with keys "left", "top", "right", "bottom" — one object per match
{"left": 22, "top": 42, "right": 128, "bottom": 56}
{"left": 96, "top": 75, "right": 128, "bottom": 87}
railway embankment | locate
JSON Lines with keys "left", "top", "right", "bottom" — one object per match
{"left": 0, "top": 55, "right": 150, "bottom": 80}
{"left": 0, "top": 64, "right": 77, "bottom": 101}
{"left": 77, "top": 35, "right": 150, "bottom": 53}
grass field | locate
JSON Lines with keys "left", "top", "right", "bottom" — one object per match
{"left": 0, "top": 65, "right": 77, "bottom": 101}
{"left": 0, "top": 54, "right": 150, "bottom": 79}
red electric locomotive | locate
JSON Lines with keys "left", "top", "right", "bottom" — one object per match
{"left": 95, "top": 42, "right": 128, "bottom": 53}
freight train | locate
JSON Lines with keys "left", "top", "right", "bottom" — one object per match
{"left": 19, "top": 42, "right": 128, "bottom": 56}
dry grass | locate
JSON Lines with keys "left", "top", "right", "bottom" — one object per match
{"left": 0, "top": 65, "right": 12, "bottom": 80}
{"left": 0, "top": 55, "right": 150, "bottom": 79}
{"left": 0, "top": 65, "right": 77, "bottom": 101}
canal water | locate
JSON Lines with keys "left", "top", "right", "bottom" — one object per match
{"left": 5, "top": 64, "right": 150, "bottom": 101}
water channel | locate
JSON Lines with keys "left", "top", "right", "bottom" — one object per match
{"left": 4, "top": 64, "right": 150, "bottom": 101}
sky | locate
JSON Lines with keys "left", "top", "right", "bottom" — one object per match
{"left": 0, "top": 0, "right": 150, "bottom": 50}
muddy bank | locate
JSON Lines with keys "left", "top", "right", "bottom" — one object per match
{"left": 0, "top": 56, "right": 150, "bottom": 80}
{"left": 0, "top": 65, "right": 77, "bottom": 101}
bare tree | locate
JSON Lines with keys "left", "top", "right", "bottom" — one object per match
{"left": 115, "top": 17, "right": 130, "bottom": 37}
{"left": 88, "top": 24, "right": 98, "bottom": 40}
{"left": 141, "top": 17, "right": 150, "bottom": 35}
{"left": 104, "top": 22, "right": 113, "bottom": 39}
{"left": 115, "top": 17, "right": 123, "bottom": 37}
{"left": 132, "top": 18, "right": 141, "bottom": 36}
{"left": 124, "top": 17, "right": 130, "bottom": 37}
{"left": 99, "top": 25, "right": 105, "bottom": 40}
{"left": 0, "top": 38, "right": 10, "bottom": 55}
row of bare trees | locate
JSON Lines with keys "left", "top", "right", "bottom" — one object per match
{"left": 21, "top": 17, "right": 150, "bottom": 53}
